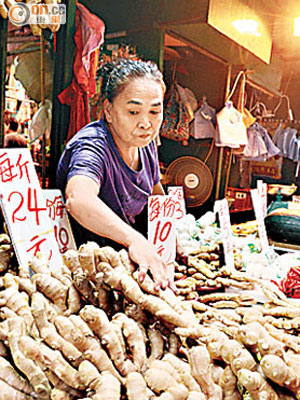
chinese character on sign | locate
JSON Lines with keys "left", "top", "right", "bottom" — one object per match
{"left": 148, "top": 196, "right": 161, "bottom": 221}
{"left": 0, "top": 153, "right": 31, "bottom": 184}
{"left": 167, "top": 186, "right": 186, "bottom": 220}
{"left": 46, "top": 196, "right": 65, "bottom": 221}
{"left": 26, "top": 234, "right": 53, "bottom": 260}
{"left": 43, "top": 189, "right": 77, "bottom": 253}
{"left": 0, "top": 149, "right": 63, "bottom": 272}
{"left": 148, "top": 195, "right": 176, "bottom": 264}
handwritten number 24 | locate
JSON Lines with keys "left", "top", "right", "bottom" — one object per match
{"left": 8, "top": 188, "right": 46, "bottom": 225}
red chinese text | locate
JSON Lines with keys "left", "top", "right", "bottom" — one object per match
{"left": 46, "top": 196, "right": 65, "bottom": 221}
{"left": 0, "top": 152, "right": 31, "bottom": 184}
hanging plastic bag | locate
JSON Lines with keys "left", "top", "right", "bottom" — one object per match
{"left": 190, "top": 98, "right": 216, "bottom": 139}
{"left": 160, "top": 85, "right": 190, "bottom": 142}
{"left": 216, "top": 101, "right": 248, "bottom": 148}
{"left": 175, "top": 83, "right": 197, "bottom": 121}
{"left": 242, "top": 107, "right": 256, "bottom": 128}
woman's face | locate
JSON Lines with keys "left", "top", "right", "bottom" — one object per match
{"left": 104, "top": 78, "right": 164, "bottom": 148}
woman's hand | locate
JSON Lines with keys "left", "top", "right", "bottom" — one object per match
{"left": 65, "top": 177, "right": 176, "bottom": 291}
{"left": 127, "top": 234, "right": 176, "bottom": 292}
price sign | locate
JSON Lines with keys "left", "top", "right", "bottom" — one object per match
{"left": 250, "top": 189, "right": 269, "bottom": 251}
{"left": 148, "top": 195, "right": 176, "bottom": 264}
{"left": 43, "top": 189, "right": 76, "bottom": 253}
{"left": 214, "top": 198, "right": 234, "bottom": 269}
{"left": 167, "top": 186, "right": 186, "bottom": 221}
{"left": 257, "top": 180, "right": 267, "bottom": 218}
{"left": 0, "top": 149, "right": 62, "bottom": 272}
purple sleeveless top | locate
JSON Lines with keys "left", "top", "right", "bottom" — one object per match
{"left": 56, "top": 119, "right": 160, "bottom": 229}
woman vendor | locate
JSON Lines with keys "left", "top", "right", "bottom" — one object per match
{"left": 57, "top": 59, "right": 175, "bottom": 291}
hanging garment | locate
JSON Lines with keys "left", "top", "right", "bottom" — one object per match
{"left": 272, "top": 122, "right": 283, "bottom": 144}
{"left": 242, "top": 123, "right": 280, "bottom": 161}
{"left": 258, "top": 125, "right": 281, "bottom": 159}
{"left": 272, "top": 125, "right": 300, "bottom": 161}
{"left": 282, "top": 127, "right": 295, "bottom": 158}
{"left": 286, "top": 128, "right": 298, "bottom": 161}
{"left": 273, "top": 125, "right": 290, "bottom": 157}
{"left": 215, "top": 101, "right": 248, "bottom": 148}
{"left": 243, "top": 125, "right": 268, "bottom": 160}
{"left": 190, "top": 99, "right": 216, "bottom": 139}
{"left": 58, "top": 3, "right": 105, "bottom": 142}
{"left": 294, "top": 136, "right": 300, "bottom": 163}
{"left": 160, "top": 84, "right": 190, "bottom": 142}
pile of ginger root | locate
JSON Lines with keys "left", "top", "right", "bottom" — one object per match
{"left": 0, "top": 240, "right": 300, "bottom": 399}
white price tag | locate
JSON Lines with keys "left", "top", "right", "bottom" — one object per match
{"left": 250, "top": 189, "right": 269, "bottom": 252}
{"left": 214, "top": 198, "right": 234, "bottom": 269}
{"left": 43, "top": 189, "right": 77, "bottom": 253}
{"left": 148, "top": 195, "right": 176, "bottom": 265}
{"left": 257, "top": 180, "right": 267, "bottom": 219}
{"left": 0, "top": 149, "right": 62, "bottom": 272}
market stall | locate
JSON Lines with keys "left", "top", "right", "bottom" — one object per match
{"left": 1, "top": 202, "right": 300, "bottom": 399}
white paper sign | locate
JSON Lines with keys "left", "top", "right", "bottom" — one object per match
{"left": 43, "top": 189, "right": 76, "bottom": 253}
{"left": 250, "top": 189, "right": 269, "bottom": 251}
{"left": 257, "top": 180, "right": 267, "bottom": 219}
{"left": 167, "top": 186, "right": 186, "bottom": 221}
{"left": 0, "top": 149, "right": 62, "bottom": 271}
{"left": 214, "top": 198, "right": 234, "bottom": 269}
{"left": 148, "top": 195, "right": 176, "bottom": 265}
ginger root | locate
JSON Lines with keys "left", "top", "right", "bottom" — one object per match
{"left": 237, "top": 368, "right": 279, "bottom": 400}
{"left": 125, "top": 371, "right": 148, "bottom": 400}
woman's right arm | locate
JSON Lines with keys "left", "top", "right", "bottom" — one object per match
{"left": 65, "top": 175, "right": 169, "bottom": 290}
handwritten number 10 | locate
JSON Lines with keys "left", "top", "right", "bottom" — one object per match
{"left": 153, "top": 221, "right": 172, "bottom": 245}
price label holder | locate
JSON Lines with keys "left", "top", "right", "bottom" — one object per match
{"left": 214, "top": 198, "right": 235, "bottom": 270}
{"left": 43, "top": 189, "right": 76, "bottom": 253}
{"left": 250, "top": 188, "right": 278, "bottom": 264}
{"left": 0, "top": 149, "right": 63, "bottom": 272}
{"left": 148, "top": 195, "right": 176, "bottom": 265}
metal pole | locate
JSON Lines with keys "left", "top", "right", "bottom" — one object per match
{"left": 40, "top": 32, "right": 47, "bottom": 188}
{"left": 0, "top": 18, "right": 8, "bottom": 148}
{"left": 48, "top": 0, "right": 76, "bottom": 188}
{"left": 215, "top": 64, "right": 232, "bottom": 200}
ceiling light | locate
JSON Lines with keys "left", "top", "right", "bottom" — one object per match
{"left": 232, "top": 19, "right": 261, "bottom": 36}
{"left": 294, "top": 17, "right": 300, "bottom": 37}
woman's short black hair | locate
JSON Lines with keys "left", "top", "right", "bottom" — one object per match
{"left": 97, "top": 58, "right": 165, "bottom": 103}
{"left": 8, "top": 118, "right": 19, "bottom": 132}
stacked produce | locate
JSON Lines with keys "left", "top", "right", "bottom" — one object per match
{"left": 0, "top": 234, "right": 12, "bottom": 274}
{"left": 0, "top": 238, "right": 300, "bottom": 399}
{"left": 174, "top": 242, "right": 249, "bottom": 301}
